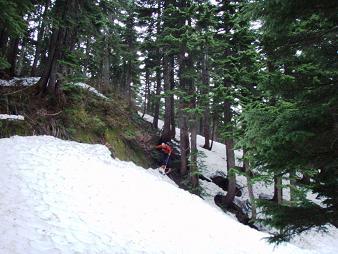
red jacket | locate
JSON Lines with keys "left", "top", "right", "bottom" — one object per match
{"left": 156, "top": 143, "right": 173, "bottom": 155}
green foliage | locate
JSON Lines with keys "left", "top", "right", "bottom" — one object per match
{"left": 0, "top": 57, "right": 10, "bottom": 70}
{"left": 241, "top": 0, "right": 338, "bottom": 242}
{"left": 1, "top": 0, "right": 336, "bottom": 243}
{"left": 0, "top": 119, "right": 30, "bottom": 137}
{"left": 0, "top": 0, "right": 32, "bottom": 36}
{"left": 258, "top": 200, "right": 329, "bottom": 244}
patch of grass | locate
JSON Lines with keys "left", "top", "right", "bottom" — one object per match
{"left": 0, "top": 120, "right": 31, "bottom": 137}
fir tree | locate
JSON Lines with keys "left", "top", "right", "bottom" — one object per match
{"left": 243, "top": 0, "right": 338, "bottom": 242}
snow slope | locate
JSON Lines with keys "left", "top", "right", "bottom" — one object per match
{"left": 0, "top": 135, "right": 316, "bottom": 254}
{"left": 139, "top": 113, "right": 338, "bottom": 253}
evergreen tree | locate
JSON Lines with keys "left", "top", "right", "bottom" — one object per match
{"left": 0, "top": 0, "right": 33, "bottom": 76}
{"left": 242, "top": 0, "right": 338, "bottom": 242}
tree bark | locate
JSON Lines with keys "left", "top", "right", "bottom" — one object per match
{"left": 31, "top": 1, "right": 49, "bottom": 76}
{"left": 289, "top": 170, "right": 297, "bottom": 202}
{"left": 143, "top": 68, "right": 150, "bottom": 117}
{"left": 152, "top": 59, "right": 162, "bottom": 128}
{"left": 37, "top": 0, "right": 79, "bottom": 97}
{"left": 179, "top": 103, "right": 190, "bottom": 175}
{"left": 101, "top": 34, "right": 110, "bottom": 92}
{"left": 125, "top": 60, "right": 132, "bottom": 107}
{"left": 169, "top": 56, "right": 176, "bottom": 139}
{"left": 37, "top": 26, "right": 63, "bottom": 95}
{"left": 221, "top": 99, "right": 237, "bottom": 207}
{"left": 202, "top": 47, "right": 211, "bottom": 149}
{"left": 190, "top": 77, "right": 198, "bottom": 188}
{"left": 178, "top": 46, "right": 190, "bottom": 175}
{"left": 190, "top": 118, "right": 199, "bottom": 189}
{"left": 273, "top": 175, "right": 283, "bottom": 205}
{"left": 17, "top": 35, "right": 29, "bottom": 76}
{"left": 0, "top": 29, "right": 8, "bottom": 57}
{"left": 210, "top": 116, "right": 216, "bottom": 150}
{"left": 5, "top": 37, "right": 20, "bottom": 77}
{"left": 161, "top": 56, "right": 172, "bottom": 142}
{"left": 244, "top": 150, "right": 256, "bottom": 221}
{"left": 152, "top": 0, "right": 162, "bottom": 129}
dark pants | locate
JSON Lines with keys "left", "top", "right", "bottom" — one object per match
{"left": 161, "top": 153, "right": 171, "bottom": 168}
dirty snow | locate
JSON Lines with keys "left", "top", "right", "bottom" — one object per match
{"left": 0, "top": 135, "right": 317, "bottom": 254}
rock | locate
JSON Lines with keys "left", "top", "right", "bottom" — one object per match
{"left": 258, "top": 193, "right": 273, "bottom": 200}
{"left": 210, "top": 175, "right": 242, "bottom": 197}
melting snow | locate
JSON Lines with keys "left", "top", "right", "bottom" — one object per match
{"left": 0, "top": 135, "right": 317, "bottom": 254}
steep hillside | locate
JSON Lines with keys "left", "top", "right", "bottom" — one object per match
{"left": 0, "top": 82, "right": 158, "bottom": 168}
{"left": 0, "top": 135, "right": 314, "bottom": 254}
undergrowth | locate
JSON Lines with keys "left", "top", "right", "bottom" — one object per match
{"left": 0, "top": 85, "right": 157, "bottom": 168}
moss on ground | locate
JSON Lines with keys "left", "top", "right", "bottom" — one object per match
{"left": 0, "top": 120, "right": 31, "bottom": 137}
{"left": 0, "top": 85, "right": 158, "bottom": 169}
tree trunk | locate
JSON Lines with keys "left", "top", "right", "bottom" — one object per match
{"left": 221, "top": 100, "right": 237, "bottom": 207}
{"left": 5, "top": 37, "right": 20, "bottom": 77}
{"left": 101, "top": 34, "right": 110, "bottom": 92}
{"left": 210, "top": 116, "right": 216, "bottom": 150}
{"left": 16, "top": 37, "right": 27, "bottom": 76}
{"left": 177, "top": 45, "right": 191, "bottom": 175}
{"left": 124, "top": 10, "right": 136, "bottom": 108}
{"left": 161, "top": 56, "right": 173, "bottom": 142}
{"left": 152, "top": 59, "right": 161, "bottom": 128}
{"left": 152, "top": 0, "right": 162, "bottom": 129}
{"left": 169, "top": 56, "right": 176, "bottom": 139}
{"left": 289, "top": 170, "right": 297, "bottom": 202}
{"left": 190, "top": 118, "right": 199, "bottom": 189}
{"left": 202, "top": 47, "right": 211, "bottom": 149}
{"left": 0, "top": 29, "right": 9, "bottom": 57}
{"left": 31, "top": 0, "right": 49, "bottom": 76}
{"left": 179, "top": 103, "right": 190, "bottom": 175}
{"left": 145, "top": 69, "right": 151, "bottom": 113}
{"left": 84, "top": 37, "right": 91, "bottom": 77}
{"left": 273, "top": 175, "right": 283, "bottom": 205}
{"left": 244, "top": 150, "right": 256, "bottom": 221}
{"left": 37, "top": 0, "right": 78, "bottom": 97}
{"left": 37, "top": 26, "right": 63, "bottom": 95}
{"left": 125, "top": 60, "right": 132, "bottom": 107}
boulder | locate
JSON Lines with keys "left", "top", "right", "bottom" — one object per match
{"left": 210, "top": 175, "right": 242, "bottom": 197}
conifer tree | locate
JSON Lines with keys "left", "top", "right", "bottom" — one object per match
{"left": 242, "top": 0, "right": 338, "bottom": 242}
{"left": 0, "top": 0, "right": 32, "bottom": 76}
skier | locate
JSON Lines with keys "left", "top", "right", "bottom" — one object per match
{"left": 155, "top": 143, "right": 173, "bottom": 174}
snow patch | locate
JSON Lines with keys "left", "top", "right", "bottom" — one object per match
{"left": 73, "top": 82, "right": 108, "bottom": 99}
{"left": 0, "top": 77, "right": 107, "bottom": 99}
{"left": 0, "top": 114, "right": 25, "bottom": 120}
{"left": 0, "top": 77, "right": 40, "bottom": 86}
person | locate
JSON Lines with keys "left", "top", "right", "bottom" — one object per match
{"left": 155, "top": 143, "right": 173, "bottom": 174}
